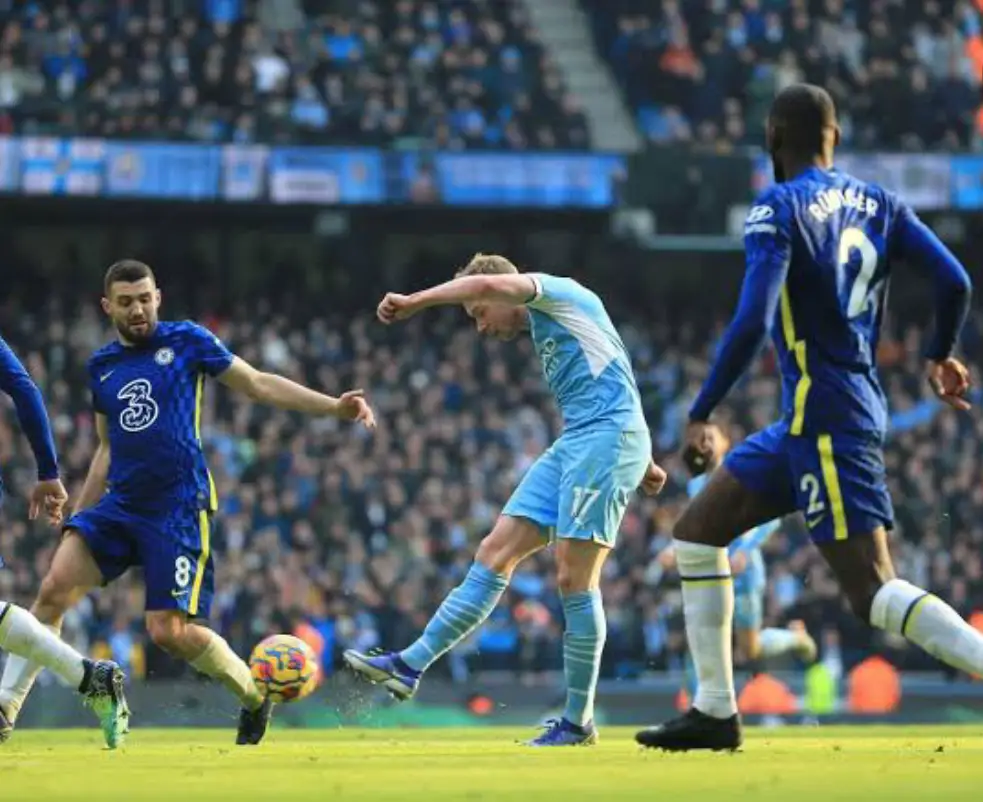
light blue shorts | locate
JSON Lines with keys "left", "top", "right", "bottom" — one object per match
{"left": 733, "top": 589, "right": 764, "bottom": 631}
{"left": 502, "top": 427, "right": 650, "bottom": 546}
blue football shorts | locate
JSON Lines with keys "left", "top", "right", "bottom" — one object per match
{"left": 65, "top": 494, "right": 214, "bottom": 618}
{"left": 502, "top": 427, "right": 650, "bottom": 546}
{"left": 724, "top": 420, "right": 894, "bottom": 544}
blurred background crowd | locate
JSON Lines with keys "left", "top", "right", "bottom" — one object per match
{"left": 2, "top": 280, "right": 982, "bottom": 687}
{"left": 1, "top": 0, "right": 983, "bottom": 693}
{"left": 0, "top": 0, "right": 588, "bottom": 150}
{"left": 3, "top": 0, "right": 980, "bottom": 151}
{"left": 588, "top": 0, "right": 983, "bottom": 150}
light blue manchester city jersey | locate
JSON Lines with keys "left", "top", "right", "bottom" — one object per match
{"left": 527, "top": 273, "right": 647, "bottom": 433}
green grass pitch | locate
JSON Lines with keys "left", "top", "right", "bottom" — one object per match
{"left": 3, "top": 726, "right": 980, "bottom": 801}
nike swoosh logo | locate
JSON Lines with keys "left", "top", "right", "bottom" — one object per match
{"left": 805, "top": 516, "right": 825, "bottom": 530}
{"left": 100, "top": 370, "right": 115, "bottom": 382}
{"left": 171, "top": 589, "right": 189, "bottom": 598}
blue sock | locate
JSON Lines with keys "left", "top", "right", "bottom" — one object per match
{"left": 400, "top": 563, "right": 508, "bottom": 673}
{"left": 561, "top": 590, "right": 606, "bottom": 727}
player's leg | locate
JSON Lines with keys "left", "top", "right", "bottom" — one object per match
{"left": 345, "top": 515, "right": 548, "bottom": 698}
{"left": 0, "top": 600, "right": 129, "bottom": 748}
{"left": 344, "top": 448, "right": 558, "bottom": 699}
{"left": 141, "top": 508, "right": 271, "bottom": 745}
{"left": 636, "top": 424, "right": 796, "bottom": 751}
{"left": 143, "top": 610, "right": 271, "bottom": 744}
{"left": 803, "top": 433, "right": 983, "bottom": 678}
{"left": 527, "top": 429, "right": 649, "bottom": 747}
{"left": 735, "top": 592, "right": 816, "bottom": 665}
{"left": 820, "top": 531, "right": 983, "bottom": 677}
{"left": 0, "top": 530, "right": 106, "bottom": 730}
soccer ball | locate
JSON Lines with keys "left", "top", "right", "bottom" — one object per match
{"left": 249, "top": 634, "right": 319, "bottom": 703}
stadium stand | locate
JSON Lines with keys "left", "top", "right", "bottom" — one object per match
{"left": 0, "top": 0, "right": 589, "bottom": 149}
{"left": 584, "top": 0, "right": 983, "bottom": 150}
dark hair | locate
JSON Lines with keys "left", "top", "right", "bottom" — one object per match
{"left": 103, "top": 260, "right": 155, "bottom": 295}
{"left": 769, "top": 83, "right": 837, "bottom": 153}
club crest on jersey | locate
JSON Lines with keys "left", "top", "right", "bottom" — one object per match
{"left": 155, "top": 347, "right": 175, "bottom": 366}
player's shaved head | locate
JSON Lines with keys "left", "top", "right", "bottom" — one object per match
{"left": 104, "top": 259, "right": 156, "bottom": 296}
{"left": 767, "top": 83, "right": 840, "bottom": 182}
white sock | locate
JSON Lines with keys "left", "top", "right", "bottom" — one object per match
{"left": 0, "top": 603, "right": 83, "bottom": 717}
{"left": 758, "top": 628, "right": 801, "bottom": 660}
{"left": 190, "top": 630, "right": 264, "bottom": 710}
{"left": 675, "top": 540, "right": 737, "bottom": 719}
{"left": 871, "top": 579, "right": 983, "bottom": 676}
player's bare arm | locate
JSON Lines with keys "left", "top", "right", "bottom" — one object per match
{"left": 216, "top": 356, "right": 376, "bottom": 427}
{"left": 377, "top": 274, "right": 537, "bottom": 323}
{"left": 73, "top": 413, "right": 111, "bottom": 515}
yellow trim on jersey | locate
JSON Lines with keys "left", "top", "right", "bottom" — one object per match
{"left": 188, "top": 510, "right": 211, "bottom": 617}
{"left": 817, "top": 434, "right": 848, "bottom": 541}
{"left": 194, "top": 373, "right": 218, "bottom": 511}
{"left": 779, "top": 286, "right": 812, "bottom": 435}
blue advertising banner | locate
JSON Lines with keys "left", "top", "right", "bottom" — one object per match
{"left": 268, "top": 148, "right": 383, "bottom": 204}
{"left": 0, "top": 136, "right": 16, "bottom": 192}
{"left": 19, "top": 137, "right": 104, "bottom": 196}
{"left": 222, "top": 145, "right": 268, "bottom": 202}
{"left": 421, "top": 152, "right": 625, "bottom": 207}
{"left": 751, "top": 152, "right": 953, "bottom": 210}
{"left": 951, "top": 155, "right": 983, "bottom": 210}
{"left": 104, "top": 143, "right": 221, "bottom": 199}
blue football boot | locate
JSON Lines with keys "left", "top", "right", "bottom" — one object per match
{"left": 342, "top": 648, "right": 420, "bottom": 701}
{"left": 524, "top": 717, "right": 598, "bottom": 746}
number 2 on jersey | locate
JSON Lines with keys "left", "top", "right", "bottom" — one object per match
{"left": 839, "top": 227, "right": 879, "bottom": 318}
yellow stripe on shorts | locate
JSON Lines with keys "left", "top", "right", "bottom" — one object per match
{"left": 817, "top": 434, "right": 848, "bottom": 541}
{"left": 188, "top": 510, "right": 211, "bottom": 617}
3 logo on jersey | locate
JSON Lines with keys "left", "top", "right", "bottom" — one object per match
{"left": 112, "top": 348, "right": 171, "bottom": 432}
{"left": 118, "top": 378, "right": 159, "bottom": 432}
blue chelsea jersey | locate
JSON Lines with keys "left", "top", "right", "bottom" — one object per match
{"left": 88, "top": 320, "right": 234, "bottom": 512}
{"left": 746, "top": 167, "right": 916, "bottom": 438}
{"left": 527, "top": 273, "right": 648, "bottom": 433}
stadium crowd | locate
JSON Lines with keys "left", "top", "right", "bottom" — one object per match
{"left": 0, "top": 0, "right": 588, "bottom": 150}
{"left": 587, "top": 0, "right": 983, "bottom": 150}
{"left": 1, "top": 286, "right": 982, "bottom": 686}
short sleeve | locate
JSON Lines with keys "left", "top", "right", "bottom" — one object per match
{"left": 187, "top": 322, "right": 234, "bottom": 377}
{"left": 742, "top": 188, "right": 793, "bottom": 267}
{"left": 87, "top": 359, "right": 106, "bottom": 414}
{"left": 526, "top": 273, "right": 594, "bottom": 312}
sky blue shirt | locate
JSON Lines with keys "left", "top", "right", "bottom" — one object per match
{"left": 527, "top": 273, "right": 648, "bottom": 433}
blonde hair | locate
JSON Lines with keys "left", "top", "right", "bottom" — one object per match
{"left": 455, "top": 252, "right": 519, "bottom": 278}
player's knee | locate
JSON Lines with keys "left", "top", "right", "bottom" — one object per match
{"left": 34, "top": 572, "right": 74, "bottom": 620}
{"left": 844, "top": 587, "right": 877, "bottom": 623}
{"left": 474, "top": 534, "right": 513, "bottom": 574}
{"left": 672, "top": 507, "right": 701, "bottom": 544}
{"left": 146, "top": 615, "right": 189, "bottom": 655}
{"left": 555, "top": 563, "right": 587, "bottom": 596}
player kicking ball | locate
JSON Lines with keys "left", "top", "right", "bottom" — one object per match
{"left": 344, "top": 253, "right": 666, "bottom": 746}
{"left": 0, "top": 260, "right": 375, "bottom": 746}
{"left": 0, "top": 336, "right": 128, "bottom": 748}
{"left": 637, "top": 83, "right": 980, "bottom": 752}
{"left": 659, "top": 422, "right": 816, "bottom": 691}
